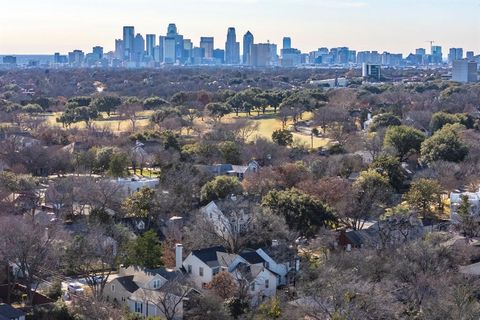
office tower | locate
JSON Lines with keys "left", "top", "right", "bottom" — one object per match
{"left": 165, "top": 23, "right": 185, "bottom": 62}
{"left": 416, "top": 48, "right": 426, "bottom": 56}
{"left": 213, "top": 49, "right": 225, "bottom": 64}
{"left": 200, "top": 37, "right": 214, "bottom": 59}
{"left": 133, "top": 33, "right": 145, "bottom": 62}
{"left": 146, "top": 34, "right": 156, "bottom": 58}
{"left": 183, "top": 39, "right": 193, "bottom": 63}
{"left": 281, "top": 48, "right": 302, "bottom": 67}
{"left": 68, "top": 50, "right": 85, "bottom": 66}
{"left": 283, "top": 37, "right": 292, "bottom": 50}
{"left": 163, "top": 37, "right": 176, "bottom": 63}
{"left": 452, "top": 60, "right": 478, "bottom": 83}
{"left": 115, "top": 39, "right": 124, "bottom": 60}
{"left": 448, "top": 48, "right": 464, "bottom": 64}
{"left": 431, "top": 46, "right": 442, "bottom": 64}
{"left": 92, "top": 46, "right": 104, "bottom": 60}
{"left": 362, "top": 63, "right": 381, "bottom": 81}
{"left": 466, "top": 51, "right": 475, "bottom": 60}
{"left": 53, "top": 53, "right": 67, "bottom": 64}
{"left": 225, "top": 27, "right": 240, "bottom": 64}
{"left": 167, "top": 23, "right": 177, "bottom": 36}
{"left": 192, "top": 47, "right": 205, "bottom": 64}
{"left": 243, "top": 31, "right": 254, "bottom": 65}
{"left": 123, "top": 26, "right": 135, "bottom": 61}
{"left": 251, "top": 43, "right": 277, "bottom": 67}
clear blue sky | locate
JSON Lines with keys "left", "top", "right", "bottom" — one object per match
{"left": 1, "top": 0, "right": 478, "bottom": 55}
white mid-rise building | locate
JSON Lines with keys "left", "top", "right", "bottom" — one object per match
{"left": 452, "top": 60, "right": 478, "bottom": 83}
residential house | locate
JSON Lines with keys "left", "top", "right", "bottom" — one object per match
{"left": 199, "top": 160, "right": 260, "bottom": 181}
{"left": 0, "top": 304, "right": 26, "bottom": 320}
{"left": 104, "top": 265, "right": 184, "bottom": 319}
{"left": 199, "top": 197, "right": 252, "bottom": 242}
{"left": 182, "top": 244, "right": 294, "bottom": 306}
{"left": 111, "top": 176, "right": 159, "bottom": 197}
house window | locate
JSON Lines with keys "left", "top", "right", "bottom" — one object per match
{"left": 135, "top": 302, "right": 143, "bottom": 313}
{"left": 187, "top": 265, "right": 192, "bottom": 274}
{"left": 265, "top": 279, "right": 269, "bottom": 289}
{"left": 153, "top": 279, "right": 161, "bottom": 289}
{"left": 199, "top": 267, "right": 204, "bottom": 277}
{"left": 111, "top": 284, "right": 115, "bottom": 292}
{"left": 250, "top": 282, "right": 255, "bottom": 291}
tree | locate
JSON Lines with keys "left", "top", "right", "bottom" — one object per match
{"left": 430, "top": 112, "right": 473, "bottom": 133}
{"left": 350, "top": 170, "right": 393, "bottom": 230}
{"left": 262, "top": 188, "right": 335, "bottom": 237}
{"left": 272, "top": 129, "right": 293, "bottom": 146}
{"left": 368, "top": 113, "right": 401, "bottom": 132}
{"left": 108, "top": 151, "right": 129, "bottom": 177}
{"left": 150, "top": 107, "right": 181, "bottom": 130}
{"left": 220, "top": 141, "right": 242, "bottom": 164}
{"left": 456, "top": 194, "right": 478, "bottom": 240}
{"left": 206, "top": 102, "right": 232, "bottom": 122}
{"left": 144, "top": 96, "right": 170, "bottom": 110}
{"left": 64, "top": 224, "right": 120, "bottom": 300}
{"left": 200, "top": 176, "right": 244, "bottom": 203}
{"left": 185, "top": 294, "right": 233, "bottom": 320}
{"left": 208, "top": 271, "right": 237, "bottom": 299}
{"left": 90, "top": 95, "right": 121, "bottom": 116}
{"left": 370, "top": 155, "right": 405, "bottom": 190}
{"left": 404, "top": 178, "right": 442, "bottom": 218}
{"left": 384, "top": 125, "right": 425, "bottom": 161}
{"left": 421, "top": 124, "right": 468, "bottom": 163}
{"left": 124, "top": 230, "right": 163, "bottom": 269}
{"left": 0, "top": 216, "right": 64, "bottom": 305}
{"left": 122, "top": 187, "right": 158, "bottom": 225}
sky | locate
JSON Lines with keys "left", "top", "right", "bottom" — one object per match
{"left": 0, "top": 0, "right": 479, "bottom": 55}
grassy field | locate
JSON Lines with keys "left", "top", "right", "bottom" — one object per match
{"left": 40, "top": 109, "right": 330, "bottom": 149}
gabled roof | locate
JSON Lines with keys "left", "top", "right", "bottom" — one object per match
{"left": 0, "top": 304, "right": 26, "bottom": 318}
{"left": 115, "top": 275, "right": 140, "bottom": 293}
{"left": 240, "top": 251, "right": 266, "bottom": 265}
{"left": 191, "top": 246, "right": 226, "bottom": 268}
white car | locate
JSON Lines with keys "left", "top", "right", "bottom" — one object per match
{"left": 67, "top": 282, "right": 85, "bottom": 295}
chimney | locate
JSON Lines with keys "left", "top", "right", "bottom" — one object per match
{"left": 175, "top": 244, "right": 183, "bottom": 270}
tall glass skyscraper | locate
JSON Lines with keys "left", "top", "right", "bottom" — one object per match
{"left": 200, "top": 37, "right": 214, "bottom": 59}
{"left": 225, "top": 27, "right": 240, "bottom": 65}
{"left": 146, "top": 34, "right": 156, "bottom": 58}
{"left": 283, "top": 37, "right": 292, "bottom": 50}
{"left": 243, "top": 31, "right": 254, "bottom": 65}
{"left": 123, "top": 26, "right": 135, "bottom": 61}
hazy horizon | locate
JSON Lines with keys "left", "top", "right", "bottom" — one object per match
{"left": 1, "top": 0, "right": 479, "bottom": 55}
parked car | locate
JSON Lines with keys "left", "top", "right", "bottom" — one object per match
{"left": 67, "top": 282, "right": 84, "bottom": 295}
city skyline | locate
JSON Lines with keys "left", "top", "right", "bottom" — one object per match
{"left": 1, "top": 0, "right": 479, "bottom": 55}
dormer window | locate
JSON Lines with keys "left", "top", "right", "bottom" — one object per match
{"left": 153, "top": 279, "right": 161, "bottom": 289}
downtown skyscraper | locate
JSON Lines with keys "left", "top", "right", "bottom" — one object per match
{"left": 123, "top": 26, "right": 135, "bottom": 61}
{"left": 243, "top": 31, "right": 254, "bottom": 65}
{"left": 225, "top": 27, "right": 240, "bottom": 65}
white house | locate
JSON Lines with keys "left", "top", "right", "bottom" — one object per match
{"left": 450, "top": 189, "right": 480, "bottom": 222}
{"left": 199, "top": 198, "right": 252, "bottom": 241}
{"left": 111, "top": 176, "right": 159, "bottom": 197}
{"left": 181, "top": 245, "right": 294, "bottom": 306}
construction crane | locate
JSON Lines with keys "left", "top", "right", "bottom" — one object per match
{"left": 426, "top": 40, "right": 435, "bottom": 53}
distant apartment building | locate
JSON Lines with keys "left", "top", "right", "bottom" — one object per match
{"left": 452, "top": 59, "right": 478, "bottom": 83}
{"left": 251, "top": 43, "right": 277, "bottom": 67}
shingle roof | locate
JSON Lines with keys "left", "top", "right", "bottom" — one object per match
{"left": 191, "top": 246, "right": 226, "bottom": 267}
{"left": 240, "top": 251, "right": 265, "bottom": 265}
{"left": 146, "top": 267, "right": 181, "bottom": 281}
{"left": 0, "top": 304, "right": 26, "bottom": 318}
{"left": 115, "top": 276, "right": 139, "bottom": 293}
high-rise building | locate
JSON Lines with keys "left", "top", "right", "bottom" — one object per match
{"left": 123, "top": 26, "right": 135, "bottom": 61}
{"left": 362, "top": 63, "right": 381, "bottom": 81}
{"left": 448, "top": 48, "right": 464, "bottom": 64}
{"left": 165, "top": 23, "right": 185, "bottom": 62}
{"left": 466, "top": 51, "right": 475, "bottom": 60}
{"left": 183, "top": 39, "right": 193, "bottom": 63}
{"left": 225, "top": 27, "right": 240, "bottom": 64}
{"left": 283, "top": 37, "right": 292, "bottom": 50}
{"left": 213, "top": 49, "right": 225, "bottom": 64}
{"left": 243, "top": 31, "right": 254, "bottom": 65}
{"left": 200, "top": 37, "right": 214, "bottom": 59}
{"left": 68, "top": 50, "right": 85, "bottom": 66}
{"left": 115, "top": 39, "right": 124, "bottom": 60}
{"left": 146, "top": 34, "right": 156, "bottom": 58}
{"left": 2, "top": 56, "right": 17, "bottom": 65}
{"left": 452, "top": 60, "right": 478, "bottom": 83}
{"left": 251, "top": 43, "right": 277, "bottom": 67}
{"left": 92, "top": 46, "right": 104, "bottom": 60}
{"left": 431, "top": 46, "right": 442, "bottom": 64}
{"left": 133, "top": 34, "right": 145, "bottom": 62}
{"left": 163, "top": 37, "right": 176, "bottom": 63}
